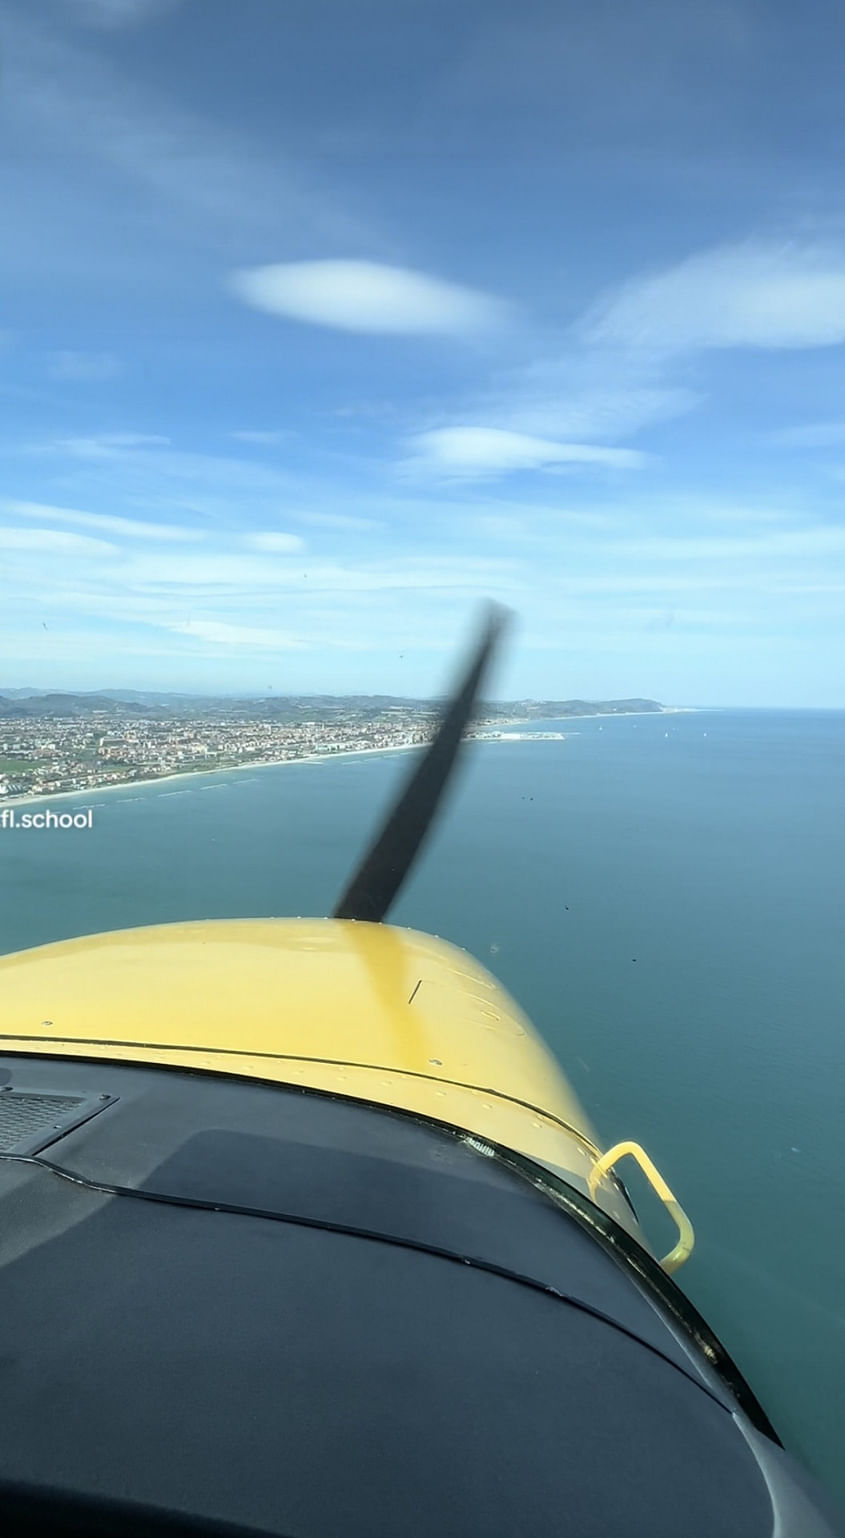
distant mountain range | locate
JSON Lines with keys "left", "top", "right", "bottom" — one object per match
{"left": 0, "top": 688, "right": 260, "bottom": 705}
{"left": 0, "top": 689, "right": 664, "bottom": 720}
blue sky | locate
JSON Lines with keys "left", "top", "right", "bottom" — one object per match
{"left": 1, "top": 0, "right": 845, "bottom": 704}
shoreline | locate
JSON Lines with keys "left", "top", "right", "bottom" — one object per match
{"left": 0, "top": 740, "right": 426, "bottom": 811}
{"left": 1, "top": 708, "right": 696, "bottom": 810}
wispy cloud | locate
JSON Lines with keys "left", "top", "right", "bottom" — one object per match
{"left": 3, "top": 4, "right": 845, "bottom": 702}
{"left": 0, "top": 526, "right": 115, "bottom": 555}
{"left": 60, "top": 0, "right": 182, "bottom": 28}
{"left": 607, "top": 525, "right": 845, "bottom": 562}
{"left": 396, "top": 343, "right": 698, "bottom": 488}
{"left": 2, "top": 499, "right": 204, "bottom": 542}
{"left": 47, "top": 434, "right": 171, "bottom": 460}
{"left": 169, "top": 620, "right": 308, "bottom": 649}
{"left": 469, "top": 353, "right": 700, "bottom": 441}
{"left": 230, "top": 260, "right": 511, "bottom": 337}
{"left": 114, "top": 552, "right": 522, "bottom": 595}
{"left": 295, "top": 511, "right": 384, "bottom": 533}
{"left": 405, "top": 426, "right": 647, "bottom": 477}
{"left": 13, "top": 434, "right": 393, "bottom": 534}
{"left": 0, "top": 7, "right": 376, "bottom": 255}
{"left": 244, "top": 532, "right": 306, "bottom": 554}
{"left": 228, "top": 430, "right": 287, "bottom": 446}
{"left": 581, "top": 240, "right": 845, "bottom": 351}
{"left": 770, "top": 420, "right": 845, "bottom": 448}
{"left": 45, "top": 350, "right": 123, "bottom": 381}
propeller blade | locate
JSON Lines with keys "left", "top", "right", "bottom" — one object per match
{"left": 332, "top": 605, "right": 509, "bottom": 923}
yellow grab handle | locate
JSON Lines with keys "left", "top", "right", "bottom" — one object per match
{"left": 588, "top": 1139, "right": 695, "bottom": 1274}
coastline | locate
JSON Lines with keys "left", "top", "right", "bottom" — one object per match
{"left": 1, "top": 707, "right": 694, "bottom": 810}
{"left": 0, "top": 740, "right": 426, "bottom": 811}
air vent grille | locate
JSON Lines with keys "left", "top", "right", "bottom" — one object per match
{"left": 0, "top": 1090, "right": 114, "bottom": 1155}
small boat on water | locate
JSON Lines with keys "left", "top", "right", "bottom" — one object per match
{"left": 0, "top": 610, "right": 841, "bottom": 1537}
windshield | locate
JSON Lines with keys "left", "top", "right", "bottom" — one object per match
{"left": 0, "top": 0, "right": 844, "bottom": 1518}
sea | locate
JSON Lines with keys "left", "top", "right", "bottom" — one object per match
{"left": 2, "top": 706, "right": 844, "bottom": 1508}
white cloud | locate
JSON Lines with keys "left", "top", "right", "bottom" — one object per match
{"left": 229, "top": 260, "right": 509, "bottom": 336}
{"left": 243, "top": 532, "right": 306, "bottom": 554}
{"left": 0, "top": 526, "right": 115, "bottom": 555}
{"left": 397, "top": 349, "right": 695, "bottom": 483}
{"left": 3, "top": 500, "right": 204, "bottom": 542}
{"left": 406, "top": 426, "right": 647, "bottom": 476}
{"left": 169, "top": 620, "right": 308, "bottom": 649}
{"left": 46, "top": 350, "right": 123, "bottom": 381}
{"left": 582, "top": 241, "right": 845, "bottom": 351}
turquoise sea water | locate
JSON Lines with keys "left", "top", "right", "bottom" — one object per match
{"left": 2, "top": 708, "right": 844, "bottom": 1506}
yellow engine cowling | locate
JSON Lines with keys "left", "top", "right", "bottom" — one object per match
{"left": 0, "top": 917, "right": 657, "bottom": 1246}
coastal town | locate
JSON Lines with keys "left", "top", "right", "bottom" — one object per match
{"left": 0, "top": 694, "right": 664, "bottom": 801}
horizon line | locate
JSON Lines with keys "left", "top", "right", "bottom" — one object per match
{"left": 0, "top": 688, "right": 842, "bottom": 710}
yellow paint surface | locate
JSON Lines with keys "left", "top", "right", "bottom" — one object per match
{"left": 0, "top": 918, "right": 644, "bottom": 1232}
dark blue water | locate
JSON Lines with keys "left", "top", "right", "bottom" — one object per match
{"left": 2, "top": 709, "right": 844, "bottom": 1505}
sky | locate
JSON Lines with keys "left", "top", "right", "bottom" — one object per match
{"left": 1, "top": 0, "right": 845, "bottom": 704}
